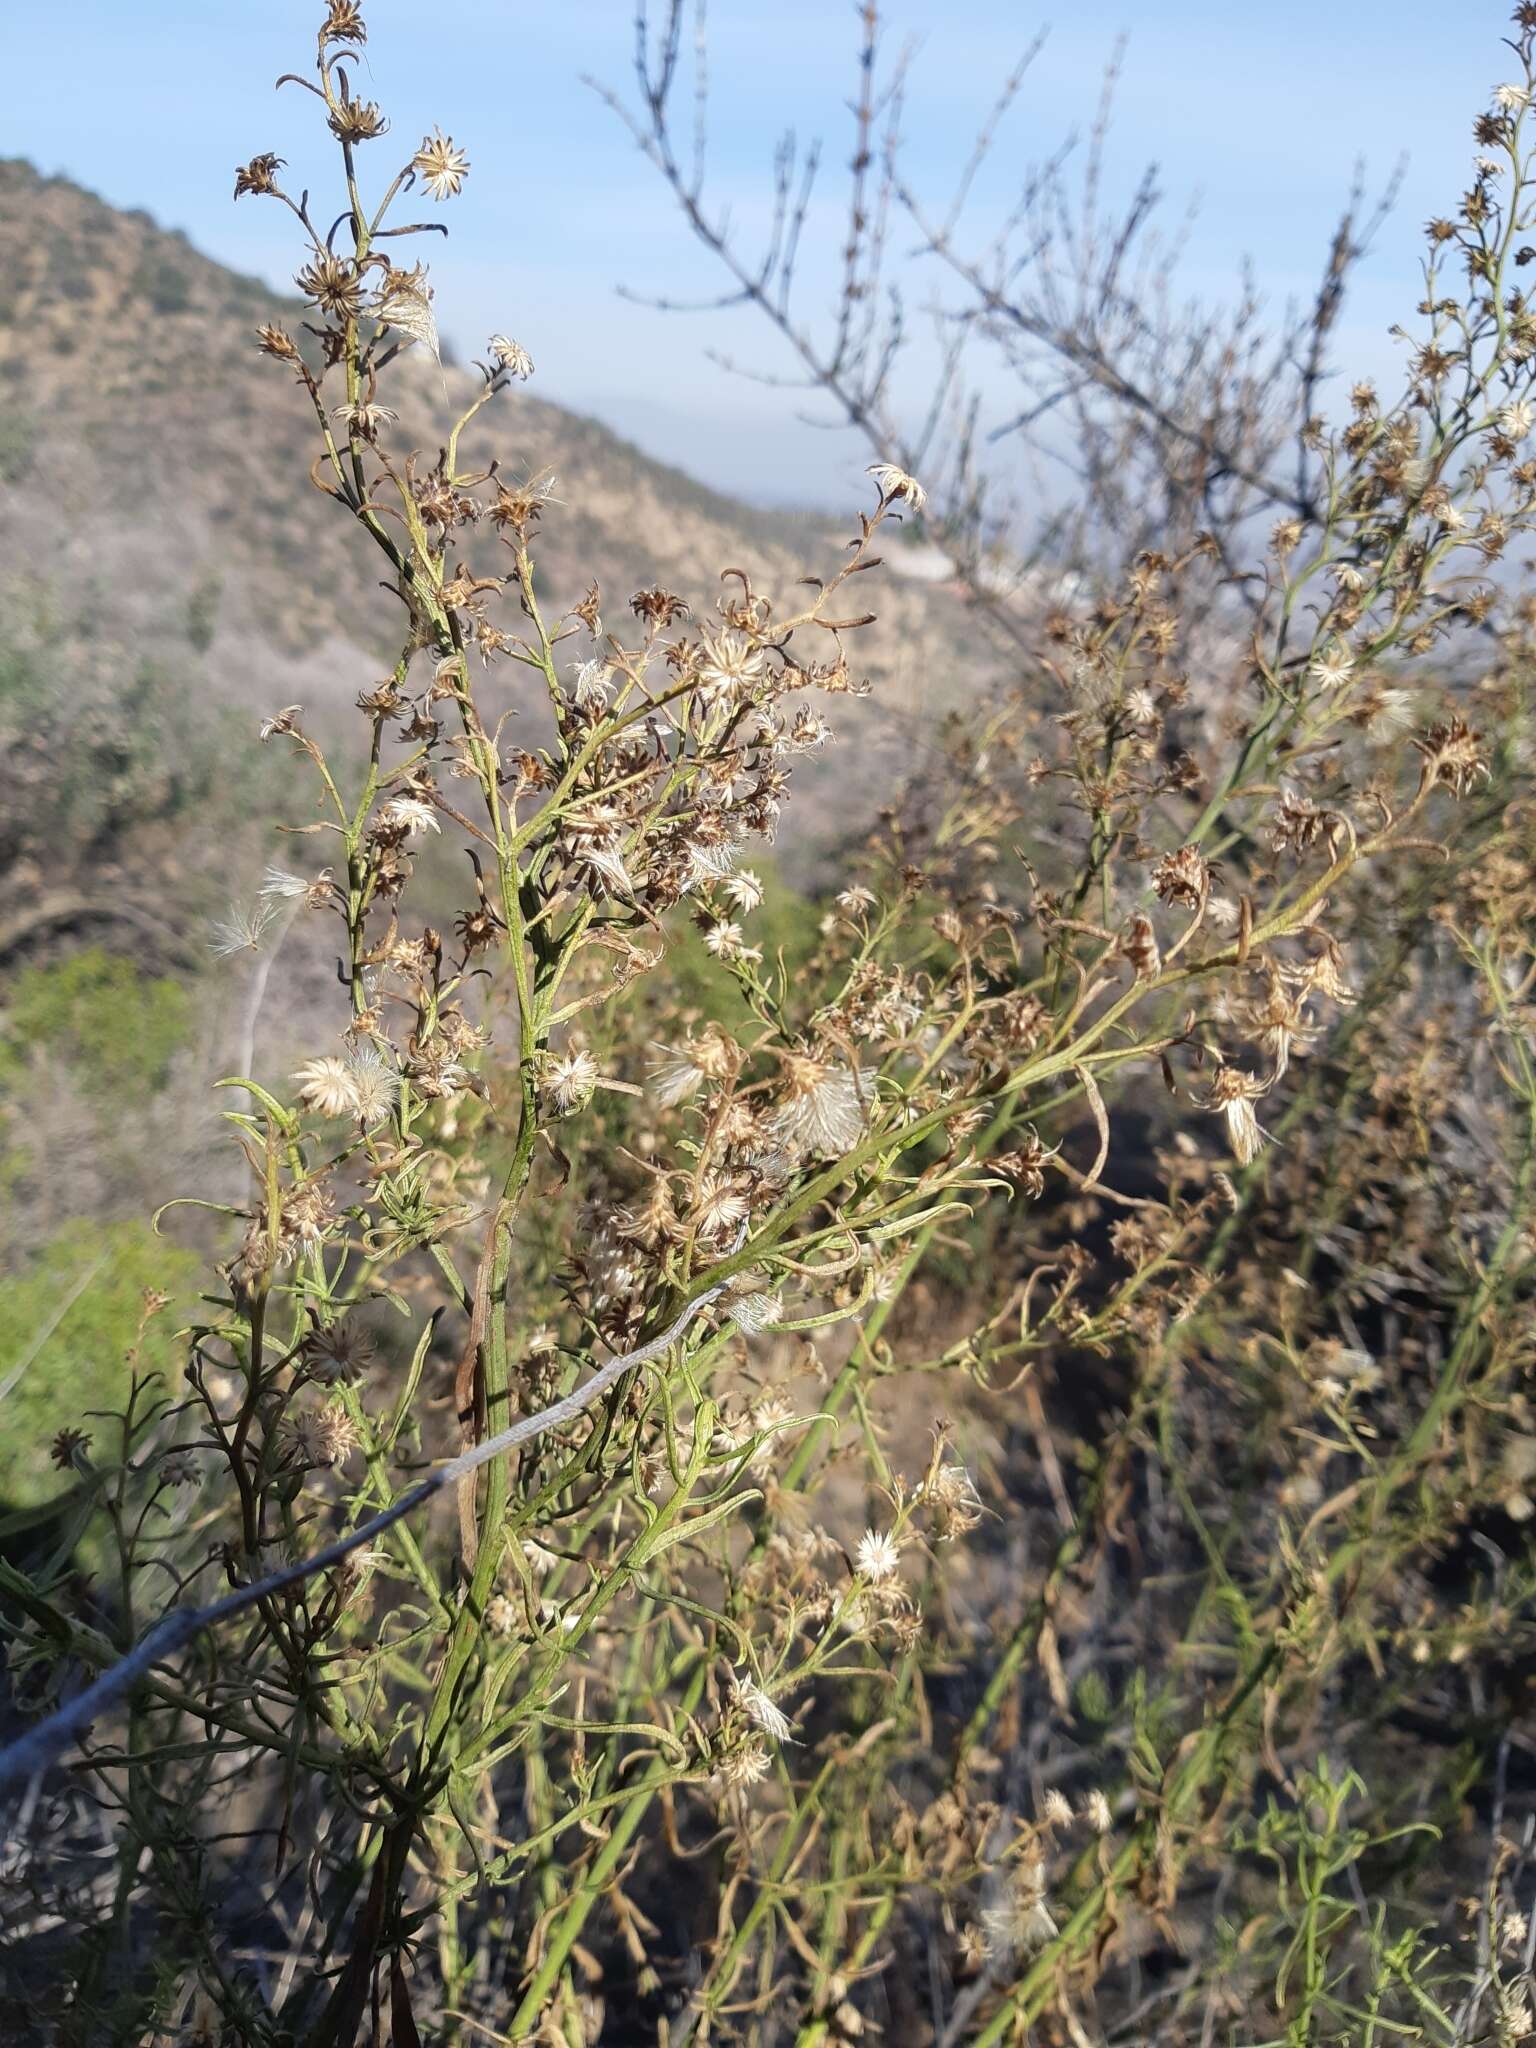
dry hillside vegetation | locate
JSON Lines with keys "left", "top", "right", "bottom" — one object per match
{"left": 0, "top": 8, "right": 1535, "bottom": 2048}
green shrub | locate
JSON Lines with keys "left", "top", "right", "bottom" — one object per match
{"left": 134, "top": 257, "right": 192, "bottom": 315}
{"left": 184, "top": 571, "right": 222, "bottom": 651}
{"left": 0, "top": 409, "right": 37, "bottom": 483}
{"left": 0, "top": 1218, "right": 198, "bottom": 1505}
{"left": 0, "top": 947, "right": 191, "bottom": 1101}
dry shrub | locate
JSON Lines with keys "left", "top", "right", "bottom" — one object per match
{"left": 1, "top": 6, "right": 1535, "bottom": 2045}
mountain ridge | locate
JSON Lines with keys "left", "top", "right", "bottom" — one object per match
{"left": 0, "top": 157, "right": 995, "bottom": 897}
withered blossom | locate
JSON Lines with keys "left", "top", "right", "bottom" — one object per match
{"left": 234, "top": 153, "right": 284, "bottom": 200}
{"left": 696, "top": 629, "right": 766, "bottom": 707}
{"left": 256, "top": 323, "right": 300, "bottom": 361}
{"left": 541, "top": 1047, "right": 600, "bottom": 1116}
{"left": 321, "top": 0, "right": 366, "bottom": 40}
{"left": 1308, "top": 644, "right": 1356, "bottom": 690}
{"left": 332, "top": 399, "right": 398, "bottom": 439}
{"left": 1203, "top": 1065, "right": 1270, "bottom": 1166}
{"left": 629, "top": 584, "right": 690, "bottom": 627}
{"left": 570, "top": 657, "right": 612, "bottom": 710}
{"left": 489, "top": 335, "right": 534, "bottom": 379}
{"left": 724, "top": 1282, "right": 782, "bottom": 1335}
{"left": 690, "top": 1174, "right": 751, "bottom": 1240}
{"left": 702, "top": 918, "right": 747, "bottom": 960}
{"left": 345, "top": 1048, "right": 400, "bottom": 1127}
{"left": 302, "top": 1318, "right": 382, "bottom": 1382}
{"left": 376, "top": 273, "right": 440, "bottom": 359}
{"left": 1151, "top": 843, "right": 1211, "bottom": 910}
{"left": 293, "top": 1055, "right": 359, "bottom": 1118}
{"left": 412, "top": 129, "right": 470, "bottom": 200}
{"left": 646, "top": 1041, "right": 711, "bottom": 1108}
{"left": 767, "top": 1054, "right": 868, "bottom": 1159}
{"left": 281, "top": 1403, "right": 358, "bottom": 1470}
{"left": 866, "top": 461, "right": 927, "bottom": 511}
{"left": 259, "top": 864, "right": 313, "bottom": 901}
{"left": 50, "top": 1427, "right": 91, "bottom": 1470}
{"left": 980, "top": 1866, "right": 1057, "bottom": 1960}
{"left": 209, "top": 900, "right": 279, "bottom": 957}
{"left": 731, "top": 1677, "right": 796, "bottom": 1744}
{"left": 328, "top": 94, "right": 388, "bottom": 144}
{"left": 1040, "top": 1789, "right": 1074, "bottom": 1830}
{"left": 724, "top": 868, "right": 764, "bottom": 913}
{"left": 378, "top": 795, "right": 441, "bottom": 838}
{"left": 295, "top": 252, "right": 362, "bottom": 320}
{"left": 1413, "top": 715, "right": 1490, "bottom": 795}
{"left": 718, "top": 1741, "right": 772, "bottom": 1791}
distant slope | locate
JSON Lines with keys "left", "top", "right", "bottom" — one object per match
{"left": 0, "top": 158, "right": 997, "bottom": 887}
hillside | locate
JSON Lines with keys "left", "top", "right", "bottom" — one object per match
{"left": 0, "top": 158, "right": 1005, "bottom": 1273}
{"left": 0, "top": 159, "right": 998, "bottom": 894}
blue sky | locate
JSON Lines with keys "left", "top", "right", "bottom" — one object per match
{"left": 2, "top": 1, "right": 1510, "bottom": 507}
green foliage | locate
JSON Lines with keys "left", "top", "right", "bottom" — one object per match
{"left": 1073, "top": 1667, "right": 1112, "bottom": 1724}
{"left": 1234, "top": 1761, "right": 1450, "bottom": 2045}
{"left": 0, "top": 407, "right": 37, "bottom": 483}
{"left": 183, "top": 571, "right": 222, "bottom": 652}
{"left": 0, "top": 1218, "right": 198, "bottom": 1505}
{"left": 658, "top": 863, "right": 818, "bottom": 1029}
{"left": 0, "top": 603, "right": 266, "bottom": 866}
{"left": 133, "top": 255, "right": 192, "bottom": 315}
{"left": 0, "top": 947, "right": 191, "bottom": 1101}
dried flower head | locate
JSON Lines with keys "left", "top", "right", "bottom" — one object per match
{"left": 293, "top": 1055, "right": 360, "bottom": 1118}
{"left": 731, "top": 1677, "right": 796, "bottom": 1744}
{"left": 1151, "top": 844, "right": 1211, "bottom": 910}
{"left": 234, "top": 153, "right": 285, "bottom": 200}
{"left": 413, "top": 129, "right": 470, "bottom": 200}
{"left": 1040, "top": 1789, "right": 1073, "bottom": 1830}
{"left": 697, "top": 629, "right": 767, "bottom": 708}
{"left": 1203, "top": 1065, "right": 1269, "bottom": 1166}
{"left": 295, "top": 251, "right": 362, "bottom": 319}
{"left": 209, "top": 900, "right": 279, "bottom": 958}
{"left": 50, "top": 1427, "right": 91, "bottom": 1470}
{"left": 867, "top": 462, "right": 927, "bottom": 512}
{"left": 489, "top": 335, "right": 534, "bottom": 379}
{"left": 723, "top": 868, "right": 764, "bottom": 914}
{"left": 1308, "top": 644, "right": 1356, "bottom": 691}
{"left": 718, "top": 1739, "right": 773, "bottom": 1791}
{"left": 376, "top": 273, "right": 440, "bottom": 360}
{"left": 981, "top": 1863, "right": 1058, "bottom": 1961}
{"left": 302, "top": 1318, "right": 381, "bottom": 1383}
{"left": 724, "top": 1281, "right": 782, "bottom": 1336}
{"left": 923, "top": 1456, "right": 984, "bottom": 1539}
{"left": 345, "top": 1048, "right": 400, "bottom": 1127}
{"left": 321, "top": 0, "right": 367, "bottom": 41}
{"left": 259, "top": 864, "right": 313, "bottom": 901}
{"left": 1413, "top": 715, "right": 1490, "bottom": 796}
{"left": 378, "top": 795, "right": 441, "bottom": 838}
{"left": 767, "top": 1054, "right": 868, "bottom": 1160}
{"left": 542, "top": 1047, "right": 600, "bottom": 1117}
{"left": 328, "top": 94, "right": 388, "bottom": 144}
